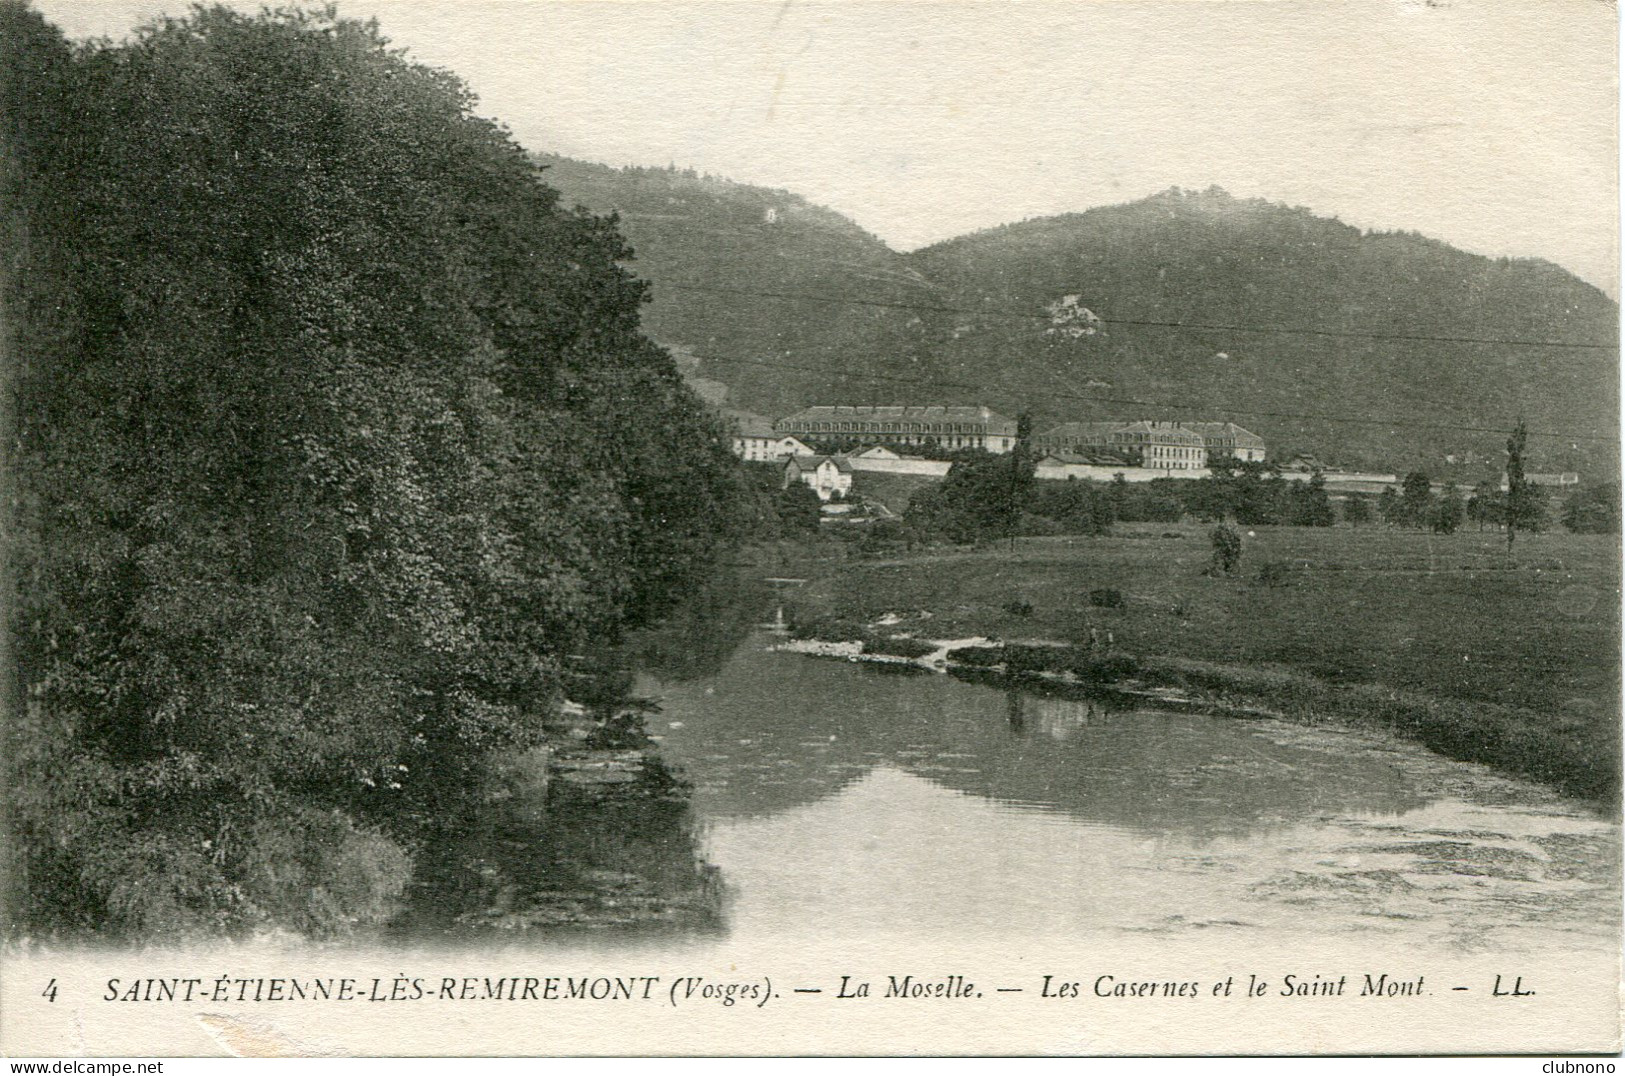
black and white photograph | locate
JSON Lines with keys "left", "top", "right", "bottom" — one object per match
{"left": 2, "top": 0, "right": 1620, "bottom": 1059}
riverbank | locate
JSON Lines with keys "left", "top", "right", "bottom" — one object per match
{"left": 762, "top": 524, "right": 1621, "bottom": 805}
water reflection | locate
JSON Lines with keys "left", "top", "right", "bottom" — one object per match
{"left": 622, "top": 570, "right": 774, "bottom": 684}
{"left": 393, "top": 570, "right": 778, "bottom": 936}
{"left": 643, "top": 640, "right": 1423, "bottom": 836}
{"left": 394, "top": 718, "right": 722, "bottom": 938}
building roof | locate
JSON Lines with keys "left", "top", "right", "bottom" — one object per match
{"left": 1179, "top": 421, "right": 1266, "bottom": 446}
{"left": 1035, "top": 422, "right": 1127, "bottom": 441}
{"left": 723, "top": 409, "right": 779, "bottom": 438}
{"left": 778, "top": 405, "right": 1017, "bottom": 431}
{"left": 1038, "top": 419, "right": 1265, "bottom": 448}
{"left": 788, "top": 454, "right": 854, "bottom": 474}
{"left": 1113, "top": 420, "right": 1206, "bottom": 444}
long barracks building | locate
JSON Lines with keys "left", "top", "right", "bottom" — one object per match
{"left": 1036, "top": 419, "right": 1266, "bottom": 469}
{"left": 776, "top": 405, "right": 1020, "bottom": 453}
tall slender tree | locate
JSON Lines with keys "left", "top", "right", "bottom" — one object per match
{"left": 1504, "top": 418, "right": 1532, "bottom": 551}
{"left": 1006, "top": 412, "right": 1036, "bottom": 546}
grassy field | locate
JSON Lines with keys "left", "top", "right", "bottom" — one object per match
{"left": 770, "top": 523, "right": 1621, "bottom": 801}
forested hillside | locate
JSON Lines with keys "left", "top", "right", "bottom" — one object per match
{"left": 541, "top": 161, "right": 1617, "bottom": 474}
{"left": 535, "top": 153, "right": 944, "bottom": 416}
{"left": 909, "top": 188, "right": 1617, "bottom": 471}
{"left": 3, "top": 4, "right": 743, "bottom": 938}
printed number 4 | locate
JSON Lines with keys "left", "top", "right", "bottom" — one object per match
{"left": 42, "top": 978, "right": 57, "bottom": 1002}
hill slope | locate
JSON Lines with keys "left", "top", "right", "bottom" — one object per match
{"left": 907, "top": 187, "right": 1617, "bottom": 471}
{"left": 535, "top": 154, "right": 939, "bottom": 416}
{"left": 539, "top": 159, "right": 1617, "bottom": 473}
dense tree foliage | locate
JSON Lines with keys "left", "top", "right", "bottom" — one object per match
{"left": 1397, "top": 471, "right": 1435, "bottom": 529}
{"left": 1026, "top": 480, "right": 1115, "bottom": 536}
{"left": 1378, "top": 487, "right": 1401, "bottom": 525}
{"left": 775, "top": 480, "right": 825, "bottom": 533}
{"left": 1285, "top": 472, "right": 1335, "bottom": 527}
{"left": 4, "top": 4, "right": 743, "bottom": 938}
{"left": 1562, "top": 484, "right": 1621, "bottom": 534}
{"left": 1467, "top": 480, "right": 1501, "bottom": 530}
{"left": 905, "top": 457, "right": 1020, "bottom": 543}
{"left": 1431, "top": 482, "right": 1465, "bottom": 534}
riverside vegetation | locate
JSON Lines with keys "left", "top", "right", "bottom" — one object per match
{"left": 2, "top": 5, "right": 749, "bottom": 939}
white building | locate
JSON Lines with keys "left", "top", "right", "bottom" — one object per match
{"left": 777, "top": 405, "right": 1019, "bottom": 453}
{"left": 1110, "top": 421, "right": 1208, "bottom": 470}
{"left": 784, "top": 454, "right": 855, "bottom": 501}
{"left": 1180, "top": 421, "right": 1267, "bottom": 463}
{"left": 1036, "top": 419, "right": 1267, "bottom": 468}
{"left": 728, "top": 410, "right": 815, "bottom": 462}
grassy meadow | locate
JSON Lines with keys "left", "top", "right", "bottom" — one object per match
{"left": 770, "top": 523, "right": 1622, "bottom": 801}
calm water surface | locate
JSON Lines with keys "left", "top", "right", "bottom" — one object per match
{"left": 636, "top": 622, "right": 1618, "bottom": 953}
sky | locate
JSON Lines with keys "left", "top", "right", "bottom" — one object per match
{"left": 34, "top": 0, "right": 1622, "bottom": 295}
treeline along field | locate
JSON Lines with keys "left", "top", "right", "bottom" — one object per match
{"left": 2, "top": 3, "right": 748, "bottom": 938}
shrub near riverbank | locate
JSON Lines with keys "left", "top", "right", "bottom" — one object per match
{"left": 779, "top": 524, "right": 1621, "bottom": 804}
{"left": 785, "top": 612, "right": 939, "bottom": 660}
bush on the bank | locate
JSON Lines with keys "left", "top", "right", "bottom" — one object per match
{"left": 1063, "top": 651, "right": 1141, "bottom": 682}
{"left": 1001, "top": 644, "right": 1056, "bottom": 676}
{"left": 861, "top": 636, "right": 939, "bottom": 660}
{"left": 787, "top": 613, "right": 868, "bottom": 642}
{"left": 958, "top": 642, "right": 1140, "bottom": 683}
{"left": 946, "top": 645, "right": 1005, "bottom": 668}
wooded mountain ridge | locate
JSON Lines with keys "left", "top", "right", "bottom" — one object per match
{"left": 537, "top": 153, "right": 1618, "bottom": 475}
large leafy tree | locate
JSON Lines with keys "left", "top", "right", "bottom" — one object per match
{"left": 1398, "top": 470, "right": 1434, "bottom": 529}
{"left": 1562, "top": 483, "right": 1621, "bottom": 535}
{"left": 5, "top": 4, "right": 740, "bottom": 938}
{"left": 1286, "top": 472, "right": 1335, "bottom": 527}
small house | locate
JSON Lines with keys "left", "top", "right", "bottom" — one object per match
{"left": 784, "top": 454, "right": 855, "bottom": 501}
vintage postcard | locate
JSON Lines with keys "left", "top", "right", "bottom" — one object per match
{"left": 2, "top": 0, "right": 1620, "bottom": 1059}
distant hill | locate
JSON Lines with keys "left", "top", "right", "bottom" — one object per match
{"left": 538, "top": 158, "right": 1618, "bottom": 474}
{"left": 907, "top": 188, "right": 1618, "bottom": 472}
{"left": 535, "top": 154, "right": 938, "bottom": 416}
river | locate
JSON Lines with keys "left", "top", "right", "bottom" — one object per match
{"left": 643, "top": 630, "right": 1617, "bottom": 953}
{"left": 398, "top": 581, "right": 1618, "bottom": 955}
